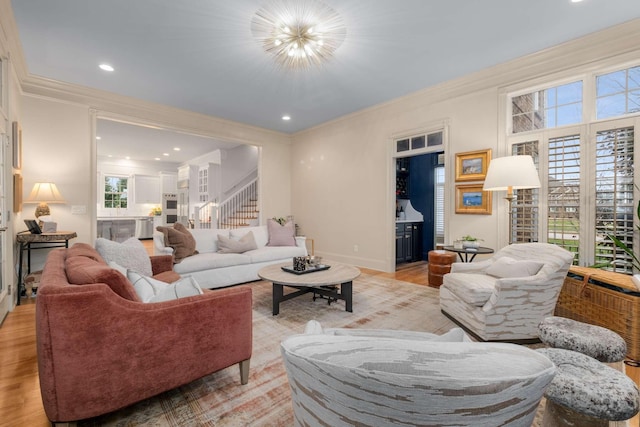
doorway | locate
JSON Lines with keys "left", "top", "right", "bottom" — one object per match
{"left": 395, "top": 151, "right": 444, "bottom": 268}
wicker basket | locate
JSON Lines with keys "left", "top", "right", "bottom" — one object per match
{"left": 555, "top": 266, "right": 640, "bottom": 363}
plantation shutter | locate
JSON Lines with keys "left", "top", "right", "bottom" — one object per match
{"left": 594, "top": 127, "right": 635, "bottom": 273}
{"left": 511, "top": 142, "right": 540, "bottom": 243}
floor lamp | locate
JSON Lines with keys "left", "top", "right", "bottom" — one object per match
{"left": 483, "top": 155, "right": 541, "bottom": 245}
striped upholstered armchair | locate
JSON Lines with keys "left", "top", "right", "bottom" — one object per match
{"left": 440, "top": 242, "right": 574, "bottom": 342}
{"left": 281, "top": 321, "right": 555, "bottom": 427}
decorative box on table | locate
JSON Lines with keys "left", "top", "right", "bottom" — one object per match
{"left": 555, "top": 266, "right": 640, "bottom": 364}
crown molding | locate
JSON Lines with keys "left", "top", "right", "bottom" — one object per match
{"left": 295, "top": 18, "right": 640, "bottom": 137}
{"left": 21, "top": 73, "right": 291, "bottom": 146}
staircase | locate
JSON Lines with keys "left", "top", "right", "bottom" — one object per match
{"left": 193, "top": 179, "right": 258, "bottom": 229}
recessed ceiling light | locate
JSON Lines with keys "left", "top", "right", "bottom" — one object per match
{"left": 125, "top": 156, "right": 130, "bottom": 160}
{"left": 99, "top": 63, "right": 114, "bottom": 72}
{"left": 96, "top": 136, "right": 101, "bottom": 140}
{"left": 282, "top": 115, "right": 291, "bottom": 121}
{"left": 154, "top": 157, "right": 161, "bottom": 161}
{"left": 173, "top": 147, "right": 181, "bottom": 151}
{"left": 571, "top": 0, "right": 583, "bottom": 3}
{"left": 163, "top": 153, "right": 170, "bottom": 156}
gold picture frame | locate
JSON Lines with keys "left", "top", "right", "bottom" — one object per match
{"left": 12, "top": 121, "right": 22, "bottom": 169}
{"left": 455, "top": 149, "right": 491, "bottom": 182}
{"left": 455, "top": 184, "right": 492, "bottom": 215}
{"left": 13, "top": 173, "right": 22, "bottom": 213}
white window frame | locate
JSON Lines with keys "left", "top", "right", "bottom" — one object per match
{"left": 100, "top": 173, "right": 130, "bottom": 211}
{"left": 503, "top": 61, "right": 640, "bottom": 270}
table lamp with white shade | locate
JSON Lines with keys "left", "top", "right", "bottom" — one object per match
{"left": 483, "top": 155, "right": 541, "bottom": 245}
{"left": 25, "top": 182, "right": 66, "bottom": 219}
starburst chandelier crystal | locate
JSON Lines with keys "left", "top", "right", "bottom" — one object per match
{"left": 251, "top": 0, "right": 346, "bottom": 69}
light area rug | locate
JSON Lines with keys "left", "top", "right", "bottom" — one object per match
{"left": 80, "top": 273, "right": 555, "bottom": 427}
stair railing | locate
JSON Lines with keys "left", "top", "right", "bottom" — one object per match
{"left": 193, "top": 179, "right": 258, "bottom": 229}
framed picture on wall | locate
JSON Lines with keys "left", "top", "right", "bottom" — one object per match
{"left": 12, "top": 121, "right": 22, "bottom": 169}
{"left": 455, "top": 183, "right": 492, "bottom": 215}
{"left": 455, "top": 149, "right": 491, "bottom": 182}
{"left": 13, "top": 173, "right": 22, "bottom": 213}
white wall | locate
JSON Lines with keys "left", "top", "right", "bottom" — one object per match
{"left": 221, "top": 144, "right": 259, "bottom": 199}
{"left": 18, "top": 95, "right": 92, "bottom": 270}
{"left": 292, "top": 20, "right": 640, "bottom": 272}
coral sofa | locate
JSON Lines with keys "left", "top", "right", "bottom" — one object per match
{"left": 153, "top": 225, "right": 307, "bottom": 289}
{"left": 36, "top": 243, "right": 252, "bottom": 424}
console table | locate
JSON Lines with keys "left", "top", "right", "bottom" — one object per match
{"left": 16, "top": 231, "right": 77, "bottom": 305}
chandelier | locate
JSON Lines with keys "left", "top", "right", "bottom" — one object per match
{"left": 251, "top": 0, "right": 346, "bottom": 69}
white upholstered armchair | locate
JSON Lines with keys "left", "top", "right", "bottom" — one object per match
{"left": 281, "top": 321, "right": 556, "bottom": 427}
{"left": 440, "top": 242, "right": 574, "bottom": 342}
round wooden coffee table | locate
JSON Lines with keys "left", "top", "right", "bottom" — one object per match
{"left": 258, "top": 262, "right": 360, "bottom": 315}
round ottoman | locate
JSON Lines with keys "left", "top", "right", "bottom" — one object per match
{"left": 537, "top": 348, "right": 639, "bottom": 427}
{"left": 538, "top": 316, "right": 626, "bottom": 363}
{"left": 428, "top": 250, "right": 456, "bottom": 288}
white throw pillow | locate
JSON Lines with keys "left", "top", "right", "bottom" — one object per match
{"left": 152, "top": 276, "right": 203, "bottom": 302}
{"left": 108, "top": 261, "right": 128, "bottom": 277}
{"left": 95, "top": 237, "right": 153, "bottom": 277}
{"left": 127, "top": 270, "right": 203, "bottom": 303}
{"left": 486, "top": 256, "right": 544, "bottom": 278}
{"left": 218, "top": 231, "right": 258, "bottom": 253}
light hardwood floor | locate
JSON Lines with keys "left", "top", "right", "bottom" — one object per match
{"left": 1, "top": 258, "right": 638, "bottom": 426}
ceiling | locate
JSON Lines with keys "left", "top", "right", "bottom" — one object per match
{"left": 9, "top": 1, "right": 640, "bottom": 143}
{"left": 96, "top": 119, "right": 240, "bottom": 165}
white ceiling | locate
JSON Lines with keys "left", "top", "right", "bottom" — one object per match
{"left": 10, "top": 0, "right": 640, "bottom": 159}
{"left": 96, "top": 119, "right": 240, "bottom": 164}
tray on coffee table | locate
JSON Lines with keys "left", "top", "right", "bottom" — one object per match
{"left": 281, "top": 264, "right": 331, "bottom": 275}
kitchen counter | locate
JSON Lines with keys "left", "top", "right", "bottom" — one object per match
{"left": 97, "top": 216, "right": 152, "bottom": 220}
{"left": 97, "top": 217, "right": 155, "bottom": 241}
{"left": 396, "top": 219, "right": 423, "bottom": 223}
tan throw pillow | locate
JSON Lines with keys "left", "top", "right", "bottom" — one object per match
{"left": 218, "top": 231, "right": 258, "bottom": 254}
{"left": 267, "top": 219, "right": 296, "bottom": 246}
{"left": 156, "top": 223, "right": 198, "bottom": 263}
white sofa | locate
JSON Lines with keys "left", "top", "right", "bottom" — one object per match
{"left": 153, "top": 225, "right": 307, "bottom": 289}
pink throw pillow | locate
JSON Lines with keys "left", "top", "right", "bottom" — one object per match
{"left": 267, "top": 219, "right": 296, "bottom": 246}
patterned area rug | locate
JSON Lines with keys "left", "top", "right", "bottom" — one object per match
{"left": 79, "top": 273, "right": 549, "bottom": 426}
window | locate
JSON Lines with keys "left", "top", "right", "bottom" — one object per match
{"left": 507, "top": 66, "right": 640, "bottom": 273}
{"left": 594, "top": 127, "right": 635, "bottom": 272}
{"left": 511, "top": 81, "right": 583, "bottom": 133}
{"left": 547, "top": 135, "right": 581, "bottom": 262}
{"left": 104, "top": 176, "right": 128, "bottom": 209}
{"left": 511, "top": 142, "right": 540, "bottom": 244}
{"left": 394, "top": 131, "right": 443, "bottom": 155}
{"left": 596, "top": 65, "right": 640, "bottom": 119}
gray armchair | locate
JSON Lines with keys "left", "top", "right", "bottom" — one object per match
{"left": 440, "top": 242, "right": 574, "bottom": 341}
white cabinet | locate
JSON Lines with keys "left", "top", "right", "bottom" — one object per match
{"left": 160, "top": 172, "right": 177, "bottom": 195}
{"left": 134, "top": 175, "right": 160, "bottom": 204}
{"left": 197, "top": 163, "right": 221, "bottom": 203}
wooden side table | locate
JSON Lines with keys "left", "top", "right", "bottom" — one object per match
{"left": 16, "top": 231, "right": 77, "bottom": 305}
{"left": 427, "top": 250, "right": 457, "bottom": 288}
